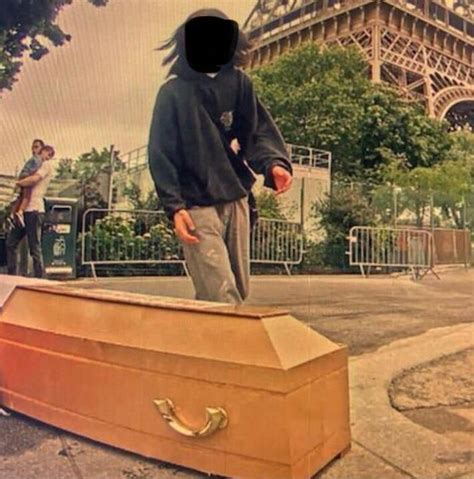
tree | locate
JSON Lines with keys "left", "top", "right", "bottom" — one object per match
{"left": 251, "top": 44, "right": 369, "bottom": 177}
{"left": 250, "top": 43, "right": 451, "bottom": 180}
{"left": 429, "top": 128, "right": 473, "bottom": 228}
{"left": 123, "top": 182, "right": 163, "bottom": 212}
{"left": 55, "top": 146, "right": 123, "bottom": 211}
{"left": 55, "top": 157, "right": 75, "bottom": 179}
{"left": 447, "top": 127, "right": 474, "bottom": 174}
{"left": 313, "top": 186, "right": 377, "bottom": 269}
{"left": 255, "top": 190, "right": 287, "bottom": 220}
{"left": 0, "top": 0, "right": 108, "bottom": 93}
{"left": 379, "top": 130, "right": 474, "bottom": 228}
{"left": 358, "top": 89, "right": 451, "bottom": 174}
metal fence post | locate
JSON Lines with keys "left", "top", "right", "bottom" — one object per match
{"left": 393, "top": 186, "right": 398, "bottom": 227}
{"left": 462, "top": 195, "right": 467, "bottom": 229}
{"left": 107, "top": 145, "right": 116, "bottom": 210}
{"left": 300, "top": 177, "right": 305, "bottom": 228}
{"left": 430, "top": 192, "right": 434, "bottom": 237}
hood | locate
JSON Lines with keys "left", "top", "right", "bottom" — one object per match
{"left": 169, "top": 57, "right": 235, "bottom": 82}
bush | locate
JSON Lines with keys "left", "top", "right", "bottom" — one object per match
{"left": 255, "top": 190, "right": 287, "bottom": 220}
{"left": 313, "top": 186, "right": 377, "bottom": 270}
{"left": 79, "top": 213, "right": 182, "bottom": 277}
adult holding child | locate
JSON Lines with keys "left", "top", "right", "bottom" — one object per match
{"left": 6, "top": 143, "right": 56, "bottom": 278}
{"left": 7, "top": 138, "right": 44, "bottom": 228}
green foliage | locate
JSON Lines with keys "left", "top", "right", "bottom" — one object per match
{"left": 251, "top": 43, "right": 451, "bottom": 180}
{"left": 313, "top": 186, "right": 377, "bottom": 269}
{"left": 254, "top": 190, "right": 287, "bottom": 220}
{"left": 59, "top": 147, "right": 113, "bottom": 181}
{"left": 446, "top": 128, "right": 474, "bottom": 179}
{"left": 0, "top": 0, "right": 108, "bottom": 93}
{"left": 56, "top": 146, "right": 124, "bottom": 211}
{"left": 379, "top": 130, "right": 474, "bottom": 228}
{"left": 55, "top": 157, "right": 75, "bottom": 179}
{"left": 81, "top": 214, "right": 181, "bottom": 264}
{"left": 296, "top": 240, "right": 327, "bottom": 274}
{"left": 359, "top": 90, "right": 451, "bottom": 174}
{"left": 447, "top": 129, "right": 474, "bottom": 229}
{"left": 77, "top": 181, "right": 182, "bottom": 277}
{"left": 121, "top": 182, "right": 172, "bottom": 245}
{"left": 251, "top": 44, "right": 368, "bottom": 176}
{"left": 252, "top": 43, "right": 470, "bottom": 269}
{"left": 123, "top": 182, "right": 163, "bottom": 212}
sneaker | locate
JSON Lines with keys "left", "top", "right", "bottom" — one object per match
{"left": 14, "top": 211, "right": 25, "bottom": 228}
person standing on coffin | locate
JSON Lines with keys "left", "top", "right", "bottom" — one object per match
{"left": 148, "top": 9, "right": 293, "bottom": 304}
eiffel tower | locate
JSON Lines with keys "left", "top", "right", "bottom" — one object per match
{"left": 243, "top": 0, "right": 473, "bottom": 126}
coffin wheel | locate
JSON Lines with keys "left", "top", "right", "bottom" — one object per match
{"left": 154, "top": 398, "right": 228, "bottom": 438}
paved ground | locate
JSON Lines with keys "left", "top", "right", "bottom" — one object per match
{"left": 69, "top": 267, "right": 473, "bottom": 356}
{"left": 346, "top": 323, "right": 474, "bottom": 479}
{"left": 1, "top": 268, "right": 473, "bottom": 478}
{"left": 390, "top": 348, "right": 474, "bottom": 451}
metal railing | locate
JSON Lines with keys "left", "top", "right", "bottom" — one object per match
{"left": 348, "top": 226, "right": 436, "bottom": 280}
{"left": 286, "top": 144, "right": 331, "bottom": 170}
{"left": 119, "top": 145, "right": 148, "bottom": 173}
{"left": 116, "top": 143, "right": 331, "bottom": 176}
{"left": 81, "top": 209, "right": 304, "bottom": 278}
{"left": 250, "top": 217, "right": 304, "bottom": 275}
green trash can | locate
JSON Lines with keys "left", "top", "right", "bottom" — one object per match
{"left": 42, "top": 197, "right": 79, "bottom": 279}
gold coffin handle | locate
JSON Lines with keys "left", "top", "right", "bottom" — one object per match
{"left": 154, "top": 398, "right": 228, "bottom": 438}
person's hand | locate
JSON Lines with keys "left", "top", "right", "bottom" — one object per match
{"left": 230, "top": 138, "right": 240, "bottom": 155}
{"left": 173, "top": 209, "right": 199, "bottom": 244}
{"left": 272, "top": 165, "right": 292, "bottom": 195}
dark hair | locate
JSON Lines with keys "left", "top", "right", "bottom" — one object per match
{"left": 40, "top": 145, "right": 55, "bottom": 157}
{"left": 32, "top": 139, "right": 44, "bottom": 147}
{"left": 156, "top": 9, "right": 252, "bottom": 77}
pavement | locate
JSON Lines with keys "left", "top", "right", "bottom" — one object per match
{"left": 1, "top": 268, "right": 473, "bottom": 479}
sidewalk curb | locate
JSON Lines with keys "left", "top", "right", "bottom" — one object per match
{"left": 349, "top": 323, "right": 474, "bottom": 479}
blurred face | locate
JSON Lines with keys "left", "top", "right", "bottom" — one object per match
{"left": 32, "top": 141, "right": 43, "bottom": 155}
{"left": 40, "top": 149, "right": 54, "bottom": 161}
{"left": 185, "top": 16, "right": 238, "bottom": 73}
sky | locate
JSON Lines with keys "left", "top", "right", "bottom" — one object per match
{"left": 0, "top": 0, "right": 256, "bottom": 175}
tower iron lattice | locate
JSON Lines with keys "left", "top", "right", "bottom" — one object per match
{"left": 243, "top": 0, "right": 473, "bottom": 125}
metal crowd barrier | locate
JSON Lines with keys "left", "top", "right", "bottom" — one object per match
{"left": 348, "top": 226, "right": 436, "bottom": 280}
{"left": 81, "top": 209, "right": 304, "bottom": 278}
{"left": 81, "top": 208, "right": 186, "bottom": 279}
{"left": 250, "top": 218, "right": 304, "bottom": 275}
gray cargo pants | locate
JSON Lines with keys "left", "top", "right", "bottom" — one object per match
{"left": 181, "top": 196, "right": 250, "bottom": 304}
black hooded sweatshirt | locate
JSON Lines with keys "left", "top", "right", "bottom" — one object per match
{"left": 148, "top": 61, "right": 292, "bottom": 220}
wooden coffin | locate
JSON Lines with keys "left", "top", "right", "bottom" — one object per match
{"left": 0, "top": 275, "right": 350, "bottom": 479}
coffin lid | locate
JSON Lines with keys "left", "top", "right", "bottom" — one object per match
{"left": 0, "top": 276, "right": 344, "bottom": 390}
{"left": 0, "top": 275, "right": 60, "bottom": 310}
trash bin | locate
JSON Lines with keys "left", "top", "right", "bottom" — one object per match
{"left": 42, "top": 197, "right": 79, "bottom": 279}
